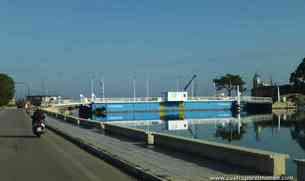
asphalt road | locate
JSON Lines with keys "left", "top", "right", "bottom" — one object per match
{"left": 0, "top": 108, "right": 136, "bottom": 181}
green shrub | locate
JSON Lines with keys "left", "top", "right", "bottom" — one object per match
{"left": 0, "top": 74, "right": 15, "bottom": 106}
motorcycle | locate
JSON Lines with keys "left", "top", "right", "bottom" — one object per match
{"left": 32, "top": 120, "right": 46, "bottom": 137}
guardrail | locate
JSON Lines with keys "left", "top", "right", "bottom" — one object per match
{"left": 43, "top": 109, "right": 289, "bottom": 176}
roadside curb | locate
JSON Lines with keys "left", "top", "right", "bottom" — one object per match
{"left": 46, "top": 124, "right": 169, "bottom": 181}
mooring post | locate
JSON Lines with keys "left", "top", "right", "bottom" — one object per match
{"left": 295, "top": 159, "right": 305, "bottom": 181}
{"left": 146, "top": 132, "right": 154, "bottom": 145}
{"left": 76, "top": 119, "right": 80, "bottom": 126}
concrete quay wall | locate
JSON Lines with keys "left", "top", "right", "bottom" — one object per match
{"left": 43, "top": 110, "right": 289, "bottom": 176}
{"left": 152, "top": 133, "right": 288, "bottom": 176}
{"left": 103, "top": 123, "right": 147, "bottom": 142}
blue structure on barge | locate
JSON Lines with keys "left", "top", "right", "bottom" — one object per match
{"left": 91, "top": 99, "right": 234, "bottom": 113}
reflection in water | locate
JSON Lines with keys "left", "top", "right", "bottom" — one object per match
{"left": 167, "top": 120, "right": 188, "bottom": 130}
{"left": 109, "top": 110, "right": 305, "bottom": 176}
{"left": 215, "top": 117, "right": 247, "bottom": 142}
{"left": 253, "top": 111, "right": 305, "bottom": 152}
{"left": 288, "top": 112, "right": 305, "bottom": 152}
{"left": 95, "top": 111, "right": 234, "bottom": 122}
{"left": 254, "top": 124, "right": 263, "bottom": 142}
{"left": 291, "top": 122, "right": 305, "bottom": 151}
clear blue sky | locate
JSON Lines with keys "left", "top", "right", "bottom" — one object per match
{"left": 1, "top": 0, "right": 304, "bottom": 98}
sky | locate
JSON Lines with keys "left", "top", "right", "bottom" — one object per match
{"left": 1, "top": 0, "right": 304, "bottom": 98}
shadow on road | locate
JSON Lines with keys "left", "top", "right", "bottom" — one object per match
{"left": 0, "top": 135, "right": 37, "bottom": 138}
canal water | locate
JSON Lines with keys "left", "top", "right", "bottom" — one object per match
{"left": 97, "top": 110, "right": 304, "bottom": 176}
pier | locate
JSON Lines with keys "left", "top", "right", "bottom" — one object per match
{"left": 50, "top": 95, "right": 273, "bottom": 118}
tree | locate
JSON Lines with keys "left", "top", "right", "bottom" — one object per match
{"left": 0, "top": 74, "right": 15, "bottom": 106}
{"left": 213, "top": 74, "right": 245, "bottom": 96}
{"left": 290, "top": 57, "right": 305, "bottom": 86}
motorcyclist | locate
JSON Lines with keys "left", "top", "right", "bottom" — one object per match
{"left": 31, "top": 109, "right": 46, "bottom": 137}
{"left": 32, "top": 109, "right": 45, "bottom": 126}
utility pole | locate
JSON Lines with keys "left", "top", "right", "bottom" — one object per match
{"left": 41, "top": 79, "right": 46, "bottom": 96}
{"left": 146, "top": 76, "right": 150, "bottom": 99}
{"left": 237, "top": 85, "right": 241, "bottom": 108}
{"left": 133, "top": 76, "right": 136, "bottom": 102}
{"left": 237, "top": 113, "right": 241, "bottom": 134}
{"left": 99, "top": 78, "right": 105, "bottom": 102}
{"left": 194, "top": 80, "right": 198, "bottom": 97}
{"left": 277, "top": 85, "right": 281, "bottom": 102}
{"left": 229, "top": 80, "right": 232, "bottom": 97}
{"left": 102, "top": 78, "right": 105, "bottom": 101}
{"left": 90, "top": 75, "right": 95, "bottom": 102}
{"left": 213, "top": 81, "right": 217, "bottom": 96}
{"left": 278, "top": 115, "right": 281, "bottom": 131}
{"left": 176, "top": 75, "right": 182, "bottom": 92}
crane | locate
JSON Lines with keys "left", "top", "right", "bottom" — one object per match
{"left": 184, "top": 74, "right": 197, "bottom": 91}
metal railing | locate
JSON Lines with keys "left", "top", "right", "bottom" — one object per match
{"left": 49, "top": 96, "right": 273, "bottom": 107}
{"left": 188, "top": 96, "right": 235, "bottom": 101}
{"left": 94, "top": 97, "right": 163, "bottom": 103}
{"left": 49, "top": 102, "right": 84, "bottom": 107}
{"left": 240, "top": 96, "right": 273, "bottom": 103}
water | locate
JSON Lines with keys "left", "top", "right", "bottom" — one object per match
{"left": 96, "top": 110, "right": 304, "bottom": 176}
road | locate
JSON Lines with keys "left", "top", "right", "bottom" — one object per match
{"left": 0, "top": 108, "right": 136, "bottom": 181}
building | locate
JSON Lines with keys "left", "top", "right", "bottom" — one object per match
{"left": 26, "top": 95, "right": 59, "bottom": 106}
{"left": 251, "top": 73, "right": 298, "bottom": 102}
{"left": 253, "top": 73, "right": 272, "bottom": 89}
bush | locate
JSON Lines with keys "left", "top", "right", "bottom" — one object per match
{"left": 0, "top": 74, "right": 15, "bottom": 106}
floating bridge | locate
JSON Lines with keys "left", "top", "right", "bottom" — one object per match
{"left": 46, "top": 95, "right": 273, "bottom": 122}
